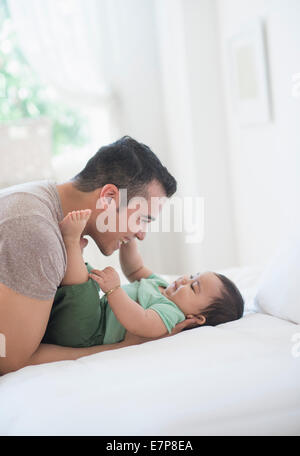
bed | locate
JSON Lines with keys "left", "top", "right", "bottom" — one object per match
{"left": 0, "top": 264, "right": 299, "bottom": 436}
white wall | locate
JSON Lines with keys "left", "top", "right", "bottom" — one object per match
{"left": 180, "top": 0, "right": 236, "bottom": 271}
{"left": 217, "top": 0, "right": 300, "bottom": 267}
{"left": 153, "top": 0, "right": 236, "bottom": 273}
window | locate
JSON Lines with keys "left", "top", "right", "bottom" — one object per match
{"left": 0, "top": 0, "right": 112, "bottom": 159}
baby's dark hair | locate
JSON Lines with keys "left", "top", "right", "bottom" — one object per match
{"left": 200, "top": 273, "right": 244, "bottom": 326}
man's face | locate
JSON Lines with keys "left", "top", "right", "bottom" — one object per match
{"left": 87, "top": 180, "right": 167, "bottom": 256}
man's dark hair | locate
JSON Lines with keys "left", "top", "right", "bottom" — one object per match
{"left": 72, "top": 136, "right": 177, "bottom": 203}
{"left": 201, "top": 273, "right": 244, "bottom": 326}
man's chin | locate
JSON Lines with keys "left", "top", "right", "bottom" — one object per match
{"left": 94, "top": 241, "right": 115, "bottom": 257}
{"left": 80, "top": 237, "right": 89, "bottom": 250}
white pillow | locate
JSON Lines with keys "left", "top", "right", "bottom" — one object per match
{"left": 255, "top": 235, "right": 300, "bottom": 324}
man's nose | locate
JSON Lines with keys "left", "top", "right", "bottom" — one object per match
{"left": 135, "top": 231, "right": 146, "bottom": 241}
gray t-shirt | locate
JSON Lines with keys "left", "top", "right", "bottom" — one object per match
{"left": 0, "top": 180, "right": 67, "bottom": 300}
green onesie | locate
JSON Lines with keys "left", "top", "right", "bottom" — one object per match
{"left": 42, "top": 263, "right": 185, "bottom": 348}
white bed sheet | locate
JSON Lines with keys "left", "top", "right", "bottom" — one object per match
{"left": 0, "top": 267, "right": 299, "bottom": 436}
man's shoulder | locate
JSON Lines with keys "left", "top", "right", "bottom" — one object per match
{"left": 0, "top": 180, "right": 63, "bottom": 225}
{"left": 0, "top": 182, "right": 67, "bottom": 300}
{"left": 0, "top": 179, "right": 55, "bottom": 199}
{"left": 0, "top": 180, "right": 67, "bottom": 280}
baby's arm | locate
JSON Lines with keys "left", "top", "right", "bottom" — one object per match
{"left": 119, "top": 239, "right": 153, "bottom": 282}
{"left": 89, "top": 267, "right": 168, "bottom": 338}
{"left": 59, "top": 210, "right": 91, "bottom": 286}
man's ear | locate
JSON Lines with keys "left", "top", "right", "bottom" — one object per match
{"left": 186, "top": 314, "right": 206, "bottom": 326}
{"left": 98, "top": 184, "right": 119, "bottom": 209}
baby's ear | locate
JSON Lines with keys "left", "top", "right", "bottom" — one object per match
{"left": 195, "top": 315, "right": 206, "bottom": 326}
{"left": 186, "top": 314, "right": 206, "bottom": 326}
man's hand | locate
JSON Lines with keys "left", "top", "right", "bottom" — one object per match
{"left": 124, "top": 317, "right": 198, "bottom": 346}
{"left": 89, "top": 266, "right": 121, "bottom": 293}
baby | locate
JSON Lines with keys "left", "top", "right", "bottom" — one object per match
{"left": 42, "top": 210, "right": 244, "bottom": 348}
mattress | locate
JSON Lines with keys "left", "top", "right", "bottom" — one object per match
{"left": 0, "top": 266, "right": 299, "bottom": 436}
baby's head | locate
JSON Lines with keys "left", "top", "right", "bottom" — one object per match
{"left": 163, "top": 272, "right": 244, "bottom": 328}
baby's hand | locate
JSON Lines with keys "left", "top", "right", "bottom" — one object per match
{"left": 89, "top": 266, "right": 120, "bottom": 292}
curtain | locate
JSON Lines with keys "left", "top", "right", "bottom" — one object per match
{"left": 7, "top": 0, "right": 114, "bottom": 106}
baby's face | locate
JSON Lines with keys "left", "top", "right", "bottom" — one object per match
{"left": 163, "top": 272, "right": 223, "bottom": 317}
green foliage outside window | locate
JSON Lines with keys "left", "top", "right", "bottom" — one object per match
{"left": 0, "top": 0, "right": 88, "bottom": 155}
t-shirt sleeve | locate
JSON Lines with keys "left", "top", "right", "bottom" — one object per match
{"left": 0, "top": 215, "right": 66, "bottom": 301}
{"left": 150, "top": 301, "right": 185, "bottom": 334}
{"left": 146, "top": 272, "right": 170, "bottom": 288}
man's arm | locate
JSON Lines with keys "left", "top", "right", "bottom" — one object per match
{"left": 119, "top": 239, "right": 153, "bottom": 282}
{"left": 0, "top": 282, "right": 54, "bottom": 374}
{"left": 24, "top": 340, "right": 131, "bottom": 367}
{"left": 0, "top": 282, "right": 130, "bottom": 375}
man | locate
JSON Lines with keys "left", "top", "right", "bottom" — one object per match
{"left": 0, "top": 136, "right": 196, "bottom": 375}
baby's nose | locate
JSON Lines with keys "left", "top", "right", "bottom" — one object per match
{"left": 179, "top": 276, "right": 188, "bottom": 285}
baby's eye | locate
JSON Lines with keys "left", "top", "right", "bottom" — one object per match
{"left": 189, "top": 275, "right": 194, "bottom": 291}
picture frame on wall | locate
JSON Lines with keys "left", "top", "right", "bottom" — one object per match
{"left": 228, "top": 18, "right": 271, "bottom": 126}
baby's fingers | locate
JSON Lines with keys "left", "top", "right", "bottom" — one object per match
{"left": 89, "top": 272, "right": 103, "bottom": 283}
{"left": 90, "top": 268, "right": 104, "bottom": 276}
